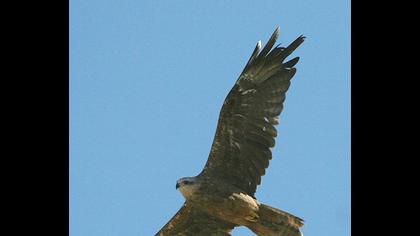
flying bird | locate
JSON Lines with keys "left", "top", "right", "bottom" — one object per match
{"left": 156, "top": 27, "right": 305, "bottom": 236}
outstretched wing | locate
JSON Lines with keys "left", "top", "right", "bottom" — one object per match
{"left": 156, "top": 201, "right": 236, "bottom": 236}
{"left": 200, "top": 27, "right": 305, "bottom": 196}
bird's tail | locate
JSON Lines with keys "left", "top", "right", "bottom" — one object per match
{"left": 247, "top": 203, "right": 304, "bottom": 236}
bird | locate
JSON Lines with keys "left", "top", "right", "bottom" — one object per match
{"left": 156, "top": 27, "right": 305, "bottom": 236}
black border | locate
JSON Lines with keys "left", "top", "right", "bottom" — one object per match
{"left": 14, "top": 1, "right": 69, "bottom": 234}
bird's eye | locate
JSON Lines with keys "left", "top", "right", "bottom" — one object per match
{"left": 184, "top": 181, "right": 191, "bottom": 185}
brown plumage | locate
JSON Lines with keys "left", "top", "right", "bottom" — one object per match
{"left": 156, "top": 27, "right": 305, "bottom": 236}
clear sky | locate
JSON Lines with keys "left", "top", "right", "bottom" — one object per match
{"left": 70, "top": 1, "right": 350, "bottom": 235}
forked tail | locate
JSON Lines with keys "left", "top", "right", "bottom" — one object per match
{"left": 247, "top": 203, "right": 304, "bottom": 236}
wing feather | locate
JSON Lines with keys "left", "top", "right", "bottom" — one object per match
{"left": 200, "top": 29, "right": 305, "bottom": 195}
{"left": 156, "top": 202, "right": 236, "bottom": 236}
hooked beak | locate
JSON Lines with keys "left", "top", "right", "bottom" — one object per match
{"left": 175, "top": 182, "right": 180, "bottom": 189}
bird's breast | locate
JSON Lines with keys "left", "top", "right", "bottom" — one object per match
{"left": 190, "top": 185, "right": 260, "bottom": 226}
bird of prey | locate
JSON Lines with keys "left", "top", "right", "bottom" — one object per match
{"left": 156, "top": 27, "right": 305, "bottom": 236}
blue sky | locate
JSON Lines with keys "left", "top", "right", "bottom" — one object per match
{"left": 70, "top": 1, "right": 350, "bottom": 235}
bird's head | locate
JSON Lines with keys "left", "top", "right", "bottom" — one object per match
{"left": 176, "top": 177, "right": 199, "bottom": 199}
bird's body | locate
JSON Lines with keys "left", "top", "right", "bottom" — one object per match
{"left": 156, "top": 27, "right": 305, "bottom": 236}
{"left": 177, "top": 176, "right": 260, "bottom": 225}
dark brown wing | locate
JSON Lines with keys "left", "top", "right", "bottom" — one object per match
{"left": 155, "top": 201, "right": 236, "bottom": 236}
{"left": 200, "top": 28, "right": 305, "bottom": 196}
